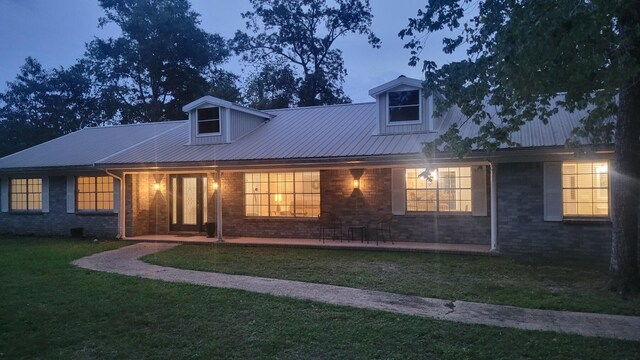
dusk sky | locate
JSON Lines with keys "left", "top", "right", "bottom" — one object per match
{"left": 0, "top": 0, "right": 467, "bottom": 104}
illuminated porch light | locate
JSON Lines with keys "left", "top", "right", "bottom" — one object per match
{"left": 213, "top": 181, "right": 219, "bottom": 190}
{"left": 353, "top": 179, "right": 360, "bottom": 189}
{"left": 153, "top": 182, "right": 161, "bottom": 192}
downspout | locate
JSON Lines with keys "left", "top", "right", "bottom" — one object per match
{"left": 105, "top": 169, "right": 126, "bottom": 239}
{"left": 216, "top": 169, "right": 223, "bottom": 242}
{"left": 490, "top": 162, "right": 498, "bottom": 252}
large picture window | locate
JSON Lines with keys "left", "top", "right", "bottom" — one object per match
{"left": 244, "top": 171, "right": 320, "bottom": 218}
{"left": 406, "top": 167, "right": 471, "bottom": 212}
{"left": 10, "top": 178, "right": 42, "bottom": 211}
{"left": 77, "top": 176, "right": 114, "bottom": 211}
{"left": 388, "top": 90, "right": 420, "bottom": 123}
{"left": 562, "top": 161, "right": 609, "bottom": 217}
{"left": 197, "top": 107, "right": 220, "bottom": 135}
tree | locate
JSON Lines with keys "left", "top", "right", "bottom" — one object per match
{"left": 233, "top": 0, "right": 381, "bottom": 107}
{"left": 244, "top": 62, "right": 299, "bottom": 109}
{"left": 0, "top": 57, "right": 112, "bottom": 157}
{"left": 401, "top": 0, "right": 640, "bottom": 294}
{"left": 86, "top": 0, "right": 239, "bottom": 123}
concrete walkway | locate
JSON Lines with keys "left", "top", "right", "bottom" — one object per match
{"left": 72, "top": 242, "right": 640, "bottom": 341}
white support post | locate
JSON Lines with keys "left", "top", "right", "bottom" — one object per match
{"left": 216, "top": 169, "right": 223, "bottom": 242}
{"left": 490, "top": 162, "right": 498, "bottom": 252}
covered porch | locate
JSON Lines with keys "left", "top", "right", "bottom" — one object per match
{"left": 119, "top": 163, "right": 499, "bottom": 252}
{"left": 124, "top": 234, "right": 492, "bottom": 255}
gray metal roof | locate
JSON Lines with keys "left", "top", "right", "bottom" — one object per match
{"left": 441, "top": 104, "right": 596, "bottom": 148}
{"left": 0, "top": 121, "right": 183, "bottom": 170}
{"left": 0, "top": 100, "right": 608, "bottom": 171}
{"left": 97, "top": 103, "right": 432, "bottom": 165}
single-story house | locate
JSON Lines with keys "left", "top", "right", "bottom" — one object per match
{"left": 0, "top": 76, "right": 613, "bottom": 261}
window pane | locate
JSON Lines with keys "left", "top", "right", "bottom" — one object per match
{"left": 562, "top": 161, "right": 609, "bottom": 217}
{"left": 389, "top": 90, "right": 419, "bottom": 107}
{"left": 197, "top": 107, "right": 219, "bottom": 120}
{"left": 77, "top": 176, "right": 113, "bottom": 211}
{"left": 244, "top": 171, "right": 320, "bottom": 217}
{"left": 198, "top": 120, "right": 220, "bottom": 134}
{"left": 389, "top": 106, "right": 419, "bottom": 122}
{"left": 405, "top": 167, "right": 471, "bottom": 213}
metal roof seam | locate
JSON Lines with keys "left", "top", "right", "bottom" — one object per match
{"left": 94, "top": 122, "right": 187, "bottom": 166}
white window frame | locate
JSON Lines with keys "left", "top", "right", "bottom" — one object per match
{"left": 405, "top": 167, "right": 472, "bottom": 213}
{"left": 244, "top": 171, "right": 320, "bottom": 218}
{"left": 76, "top": 176, "right": 115, "bottom": 212}
{"left": 196, "top": 106, "right": 221, "bottom": 136}
{"left": 561, "top": 160, "right": 610, "bottom": 218}
{"left": 387, "top": 89, "right": 422, "bottom": 125}
{"left": 9, "top": 178, "right": 42, "bottom": 212}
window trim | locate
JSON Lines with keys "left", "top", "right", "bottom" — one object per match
{"left": 405, "top": 167, "right": 472, "bottom": 214}
{"left": 75, "top": 176, "right": 115, "bottom": 213}
{"left": 196, "top": 106, "right": 221, "bottom": 137}
{"left": 9, "top": 177, "right": 43, "bottom": 213}
{"left": 244, "top": 171, "right": 321, "bottom": 219}
{"left": 561, "top": 160, "right": 610, "bottom": 219}
{"left": 386, "top": 89, "right": 422, "bottom": 126}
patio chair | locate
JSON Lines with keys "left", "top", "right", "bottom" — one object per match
{"left": 318, "top": 211, "right": 342, "bottom": 243}
{"left": 371, "top": 214, "right": 394, "bottom": 245}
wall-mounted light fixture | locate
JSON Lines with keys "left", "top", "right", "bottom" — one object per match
{"left": 154, "top": 182, "right": 161, "bottom": 192}
{"left": 213, "top": 181, "right": 219, "bottom": 191}
{"left": 350, "top": 169, "right": 364, "bottom": 191}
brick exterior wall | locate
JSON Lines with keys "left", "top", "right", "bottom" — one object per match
{"left": 0, "top": 176, "right": 118, "bottom": 238}
{"left": 219, "top": 168, "right": 490, "bottom": 244}
{"left": 1, "top": 164, "right": 620, "bottom": 262}
{"left": 125, "top": 173, "right": 170, "bottom": 237}
{"left": 496, "top": 162, "right": 612, "bottom": 262}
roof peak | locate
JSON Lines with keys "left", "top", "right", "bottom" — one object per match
{"left": 83, "top": 120, "right": 187, "bottom": 130}
{"left": 266, "top": 101, "right": 376, "bottom": 112}
{"left": 368, "top": 76, "right": 423, "bottom": 97}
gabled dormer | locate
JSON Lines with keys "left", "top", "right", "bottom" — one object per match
{"left": 368, "top": 76, "right": 434, "bottom": 135}
{"left": 182, "top": 96, "right": 273, "bottom": 145}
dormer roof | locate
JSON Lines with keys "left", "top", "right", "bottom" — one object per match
{"left": 368, "top": 75, "right": 423, "bottom": 98}
{"left": 182, "top": 95, "right": 274, "bottom": 119}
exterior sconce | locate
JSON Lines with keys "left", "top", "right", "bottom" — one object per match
{"left": 353, "top": 179, "right": 360, "bottom": 189}
{"left": 213, "top": 182, "right": 219, "bottom": 191}
{"left": 153, "top": 182, "right": 161, "bottom": 192}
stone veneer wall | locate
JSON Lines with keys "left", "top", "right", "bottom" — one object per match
{"left": 0, "top": 176, "right": 118, "bottom": 238}
{"left": 496, "top": 162, "right": 612, "bottom": 262}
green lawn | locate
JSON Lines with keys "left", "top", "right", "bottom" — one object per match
{"left": 1, "top": 237, "right": 639, "bottom": 359}
{"left": 143, "top": 244, "right": 640, "bottom": 316}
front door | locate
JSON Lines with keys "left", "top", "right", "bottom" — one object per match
{"left": 170, "top": 175, "right": 205, "bottom": 232}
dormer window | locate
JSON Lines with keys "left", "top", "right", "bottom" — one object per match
{"left": 388, "top": 90, "right": 420, "bottom": 123}
{"left": 197, "top": 107, "right": 220, "bottom": 135}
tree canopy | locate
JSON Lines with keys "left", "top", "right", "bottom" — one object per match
{"left": 86, "top": 0, "right": 239, "bottom": 123}
{"left": 0, "top": 57, "right": 113, "bottom": 157}
{"left": 244, "top": 62, "right": 299, "bottom": 110}
{"left": 233, "top": 0, "right": 380, "bottom": 107}
{"left": 402, "top": 0, "right": 640, "bottom": 293}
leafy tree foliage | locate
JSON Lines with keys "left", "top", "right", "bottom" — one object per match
{"left": 0, "top": 57, "right": 113, "bottom": 157}
{"left": 86, "top": 0, "right": 239, "bottom": 123}
{"left": 402, "top": 0, "right": 640, "bottom": 294}
{"left": 233, "top": 0, "right": 380, "bottom": 107}
{"left": 245, "top": 62, "right": 299, "bottom": 109}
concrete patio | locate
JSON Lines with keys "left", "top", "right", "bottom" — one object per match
{"left": 123, "top": 234, "right": 493, "bottom": 255}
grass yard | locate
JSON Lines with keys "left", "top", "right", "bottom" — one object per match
{"left": 1, "top": 237, "right": 639, "bottom": 359}
{"left": 143, "top": 244, "right": 640, "bottom": 316}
